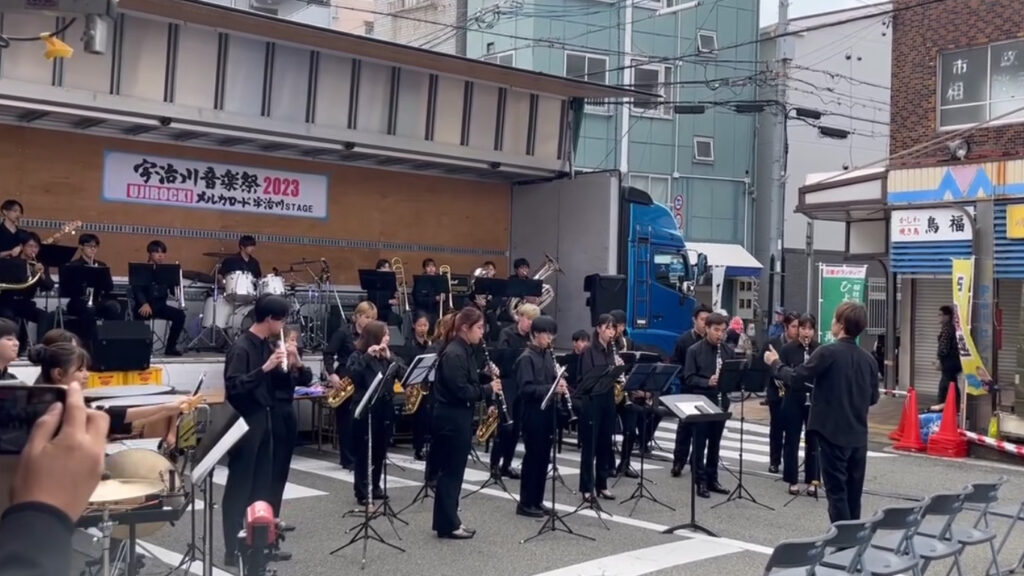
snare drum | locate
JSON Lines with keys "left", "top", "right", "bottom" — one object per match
{"left": 258, "top": 275, "right": 286, "bottom": 296}
{"left": 224, "top": 271, "right": 256, "bottom": 304}
{"left": 201, "top": 295, "right": 233, "bottom": 328}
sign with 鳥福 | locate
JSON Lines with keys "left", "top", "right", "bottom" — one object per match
{"left": 890, "top": 207, "right": 974, "bottom": 243}
{"left": 102, "top": 152, "right": 329, "bottom": 219}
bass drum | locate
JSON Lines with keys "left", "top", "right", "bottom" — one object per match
{"left": 103, "top": 448, "right": 177, "bottom": 539}
{"left": 229, "top": 304, "right": 255, "bottom": 334}
{"left": 201, "top": 296, "right": 233, "bottom": 329}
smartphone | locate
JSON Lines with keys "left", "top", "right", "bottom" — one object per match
{"left": 0, "top": 385, "right": 66, "bottom": 455}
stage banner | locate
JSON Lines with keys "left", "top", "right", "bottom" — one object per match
{"left": 817, "top": 264, "right": 867, "bottom": 345}
{"left": 951, "top": 257, "right": 990, "bottom": 396}
{"left": 102, "top": 151, "right": 329, "bottom": 219}
{"left": 711, "top": 265, "right": 726, "bottom": 313}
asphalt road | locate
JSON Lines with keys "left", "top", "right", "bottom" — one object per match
{"left": 81, "top": 417, "right": 1024, "bottom": 576}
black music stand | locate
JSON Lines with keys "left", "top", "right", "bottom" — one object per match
{"left": 397, "top": 353, "right": 442, "bottom": 514}
{"left": 38, "top": 244, "right": 77, "bottom": 270}
{"left": 619, "top": 363, "right": 678, "bottom": 517}
{"left": 332, "top": 363, "right": 405, "bottom": 568}
{"left": 566, "top": 364, "right": 628, "bottom": 530}
{"left": 449, "top": 274, "right": 472, "bottom": 309}
{"left": 0, "top": 257, "right": 28, "bottom": 285}
{"left": 521, "top": 365, "right": 594, "bottom": 545}
{"left": 473, "top": 277, "right": 508, "bottom": 299}
{"left": 711, "top": 358, "right": 774, "bottom": 511}
{"left": 506, "top": 277, "right": 543, "bottom": 301}
{"left": 413, "top": 274, "right": 448, "bottom": 315}
{"left": 358, "top": 270, "right": 397, "bottom": 298}
{"left": 59, "top": 263, "right": 113, "bottom": 300}
{"left": 127, "top": 263, "right": 181, "bottom": 307}
{"left": 659, "top": 394, "right": 731, "bottom": 537}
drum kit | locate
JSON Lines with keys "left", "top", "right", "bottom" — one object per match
{"left": 187, "top": 252, "right": 337, "bottom": 352}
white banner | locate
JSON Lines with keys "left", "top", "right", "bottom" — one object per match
{"left": 890, "top": 207, "right": 973, "bottom": 243}
{"left": 711, "top": 265, "right": 726, "bottom": 312}
{"left": 102, "top": 151, "right": 329, "bottom": 219}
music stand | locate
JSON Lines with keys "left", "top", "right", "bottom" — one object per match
{"left": 413, "top": 274, "right": 448, "bottom": 316}
{"left": 619, "top": 363, "right": 678, "bottom": 517}
{"left": 521, "top": 365, "right": 594, "bottom": 544}
{"left": 358, "top": 270, "right": 397, "bottom": 297}
{"left": 658, "top": 394, "right": 730, "bottom": 537}
{"left": 192, "top": 415, "right": 249, "bottom": 576}
{"left": 398, "top": 353, "right": 442, "bottom": 514}
{"left": 711, "top": 359, "right": 774, "bottom": 511}
{"left": 566, "top": 364, "right": 628, "bottom": 529}
{"left": 59, "top": 263, "right": 113, "bottom": 299}
{"left": 0, "top": 258, "right": 28, "bottom": 285}
{"left": 506, "top": 277, "right": 543, "bottom": 300}
{"left": 473, "top": 277, "right": 508, "bottom": 299}
{"left": 332, "top": 363, "right": 404, "bottom": 568}
{"left": 449, "top": 274, "right": 472, "bottom": 309}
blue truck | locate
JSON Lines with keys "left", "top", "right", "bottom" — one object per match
{"left": 510, "top": 171, "right": 706, "bottom": 356}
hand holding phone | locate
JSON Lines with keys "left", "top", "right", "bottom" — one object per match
{"left": 10, "top": 382, "right": 109, "bottom": 522}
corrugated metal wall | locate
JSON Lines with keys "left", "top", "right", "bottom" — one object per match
{"left": 995, "top": 202, "right": 1024, "bottom": 278}
{"left": 891, "top": 241, "right": 973, "bottom": 275}
{"left": 911, "top": 278, "right": 949, "bottom": 400}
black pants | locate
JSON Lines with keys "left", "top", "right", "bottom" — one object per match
{"left": 134, "top": 303, "right": 186, "bottom": 352}
{"left": 782, "top": 403, "right": 818, "bottom": 485}
{"left": 673, "top": 420, "right": 693, "bottom": 467}
{"left": 519, "top": 403, "right": 554, "bottom": 510}
{"left": 692, "top": 420, "right": 725, "bottom": 486}
{"left": 490, "top": 395, "right": 522, "bottom": 471}
{"left": 767, "top": 397, "right": 784, "bottom": 467}
{"left": 578, "top": 392, "right": 615, "bottom": 494}
{"left": 334, "top": 403, "right": 355, "bottom": 468}
{"left": 817, "top": 435, "right": 867, "bottom": 522}
{"left": 268, "top": 402, "right": 297, "bottom": 517}
{"left": 412, "top": 395, "right": 433, "bottom": 454}
{"left": 938, "top": 372, "right": 962, "bottom": 411}
{"left": 352, "top": 402, "right": 392, "bottom": 501}
{"left": 431, "top": 403, "right": 473, "bottom": 535}
{"left": 0, "top": 298, "right": 50, "bottom": 351}
{"left": 223, "top": 410, "right": 273, "bottom": 556}
{"left": 66, "top": 297, "right": 122, "bottom": 355}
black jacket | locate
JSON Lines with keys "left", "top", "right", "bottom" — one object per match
{"left": 346, "top": 350, "right": 406, "bottom": 420}
{"left": 937, "top": 321, "right": 962, "bottom": 374}
{"left": 683, "top": 339, "right": 733, "bottom": 409}
{"left": 779, "top": 339, "right": 818, "bottom": 410}
{"left": 670, "top": 329, "right": 703, "bottom": 366}
{"left": 0, "top": 502, "right": 74, "bottom": 576}
{"left": 434, "top": 337, "right": 489, "bottom": 410}
{"left": 771, "top": 337, "right": 879, "bottom": 447}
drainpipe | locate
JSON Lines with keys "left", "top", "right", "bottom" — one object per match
{"left": 619, "top": 0, "right": 633, "bottom": 176}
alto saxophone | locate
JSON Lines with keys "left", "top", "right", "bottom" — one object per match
{"left": 612, "top": 340, "right": 629, "bottom": 405}
{"left": 475, "top": 346, "right": 509, "bottom": 443}
{"left": 326, "top": 376, "right": 355, "bottom": 408}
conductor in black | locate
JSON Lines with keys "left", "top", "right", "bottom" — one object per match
{"left": 765, "top": 301, "right": 879, "bottom": 522}
{"left": 514, "top": 315, "right": 566, "bottom": 517}
{"left": 431, "top": 307, "right": 502, "bottom": 540}
{"left": 682, "top": 312, "right": 732, "bottom": 499}
{"left": 221, "top": 294, "right": 290, "bottom": 566}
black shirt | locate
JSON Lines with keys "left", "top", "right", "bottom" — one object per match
{"left": 224, "top": 330, "right": 275, "bottom": 418}
{"left": 670, "top": 329, "right": 703, "bottom": 366}
{"left": 412, "top": 274, "right": 440, "bottom": 313}
{"left": 515, "top": 345, "right": 557, "bottom": 409}
{"left": 345, "top": 350, "right": 406, "bottom": 416}
{"left": 0, "top": 224, "right": 19, "bottom": 256}
{"left": 0, "top": 502, "right": 74, "bottom": 576}
{"left": 324, "top": 326, "right": 358, "bottom": 377}
{"left": 771, "top": 337, "right": 880, "bottom": 447}
{"left": 220, "top": 253, "right": 262, "bottom": 278}
{"left": 577, "top": 338, "right": 615, "bottom": 398}
{"left": 496, "top": 325, "right": 529, "bottom": 400}
{"left": 434, "top": 337, "right": 488, "bottom": 409}
{"left": 683, "top": 338, "right": 734, "bottom": 408}
{"left": 559, "top": 351, "right": 584, "bottom": 391}
{"left": 779, "top": 339, "right": 818, "bottom": 409}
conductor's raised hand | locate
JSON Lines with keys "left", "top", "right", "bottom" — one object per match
{"left": 262, "top": 348, "right": 286, "bottom": 372}
{"left": 11, "top": 381, "right": 109, "bottom": 522}
{"left": 763, "top": 345, "right": 780, "bottom": 366}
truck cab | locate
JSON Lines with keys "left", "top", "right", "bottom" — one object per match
{"left": 619, "top": 186, "right": 706, "bottom": 356}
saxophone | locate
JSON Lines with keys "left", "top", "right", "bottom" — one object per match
{"left": 475, "top": 346, "right": 508, "bottom": 443}
{"left": 326, "top": 376, "right": 355, "bottom": 408}
{"left": 612, "top": 340, "right": 628, "bottom": 405}
{"left": 402, "top": 340, "right": 432, "bottom": 415}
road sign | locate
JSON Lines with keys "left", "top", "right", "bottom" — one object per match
{"left": 673, "top": 194, "right": 684, "bottom": 211}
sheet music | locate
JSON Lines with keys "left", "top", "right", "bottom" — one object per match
{"left": 674, "top": 401, "right": 711, "bottom": 417}
{"left": 193, "top": 418, "right": 249, "bottom": 484}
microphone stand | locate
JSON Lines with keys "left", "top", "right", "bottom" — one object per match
{"left": 521, "top": 368, "right": 593, "bottom": 544}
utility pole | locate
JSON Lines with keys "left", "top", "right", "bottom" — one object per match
{"left": 619, "top": 0, "right": 634, "bottom": 175}
{"left": 763, "top": 0, "right": 791, "bottom": 329}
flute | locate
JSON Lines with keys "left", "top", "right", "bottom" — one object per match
{"left": 279, "top": 328, "right": 288, "bottom": 372}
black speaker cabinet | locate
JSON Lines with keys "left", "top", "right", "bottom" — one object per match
{"left": 94, "top": 321, "right": 153, "bottom": 372}
{"left": 583, "top": 274, "right": 628, "bottom": 327}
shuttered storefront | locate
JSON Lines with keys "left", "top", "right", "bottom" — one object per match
{"left": 911, "top": 278, "right": 949, "bottom": 400}
{"left": 998, "top": 279, "right": 1021, "bottom": 385}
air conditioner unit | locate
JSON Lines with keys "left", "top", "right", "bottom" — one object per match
{"left": 0, "top": 0, "right": 118, "bottom": 18}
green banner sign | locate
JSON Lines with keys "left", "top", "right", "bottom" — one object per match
{"left": 818, "top": 264, "right": 868, "bottom": 344}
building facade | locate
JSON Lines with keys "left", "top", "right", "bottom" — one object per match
{"left": 204, "top": 0, "right": 377, "bottom": 35}
{"left": 464, "top": 0, "right": 762, "bottom": 318}
{"left": 755, "top": 4, "right": 891, "bottom": 323}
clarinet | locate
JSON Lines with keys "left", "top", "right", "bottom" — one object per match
{"left": 714, "top": 345, "right": 723, "bottom": 408}
{"left": 482, "top": 346, "right": 513, "bottom": 426}
{"left": 550, "top": 348, "right": 577, "bottom": 421}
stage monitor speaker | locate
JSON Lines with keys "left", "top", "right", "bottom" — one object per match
{"left": 94, "top": 321, "right": 153, "bottom": 372}
{"left": 583, "top": 274, "right": 628, "bottom": 327}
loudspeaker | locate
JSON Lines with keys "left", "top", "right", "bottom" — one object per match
{"left": 583, "top": 274, "right": 628, "bottom": 327}
{"left": 94, "top": 321, "right": 153, "bottom": 372}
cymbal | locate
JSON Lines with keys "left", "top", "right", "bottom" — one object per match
{"left": 183, "top": 270, "right": 215, "bottom": 284}
{"left": 290, "top": 259, "right": 319, "bottom": 266}
{"left": 202, "top": 252, "right": 226, "bottom": 258}
{"left": 89, "top": 478, "right": 165, "bottom": 505}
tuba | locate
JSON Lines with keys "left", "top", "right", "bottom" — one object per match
{"left": 471, "top": 265, "right": 494, "bottom": 303}
{"left": 507, "top": 253, "right": 561, "bottom": 317}
{"left": 325, "top": 376, "right": 355, "bottom": 408}
{"left": 391, "top": 257, "right": 410, "bottom": 312}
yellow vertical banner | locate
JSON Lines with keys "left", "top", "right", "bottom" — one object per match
{"left": 951, "top": 258, "right": 990, "bottom": 395}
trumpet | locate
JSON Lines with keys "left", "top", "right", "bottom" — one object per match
{"left": 326, "top": 376, "right": 355, "bottom": 408}
{"left": 391, "top": 257, "right": 410, "bottom": 312}
{"left": 439, "top": 264, "right": 453, "bottom": 314}
{"left": 279, "top": 328, "right": 288, "bottom": 372}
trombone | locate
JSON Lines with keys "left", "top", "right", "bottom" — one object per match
{"left": 438, "top": 264, "right": 452, "bottom": 316}
{"left": 391, "top": 257, "right": 410, "bottom": 312}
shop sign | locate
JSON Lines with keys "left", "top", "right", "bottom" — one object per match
{"left": 1007, "top": 204, "right": 1024, "bottom": 239}
{"left": 817, "top": 264, "right": 866, "bottom": 345}
{"left": 102, "top": 151, "right": 329, "bottom": 219}
{"left": 890, "top": 207, "right": 974, "bottom": 243}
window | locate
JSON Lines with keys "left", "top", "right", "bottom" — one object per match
{"left": 693, "top": 136, "right": 714, "bottom": 163}
{"left": 631, "top": 61, "right": 673, "bottom": 117}
{"left": 697, "top": 30, "right": 718, "bottom": 55}
{"left": 565, "top": 52, "right": 610, "bottom": 112}
{"left": 628, "top": 173, "right": 672, "bottom": 205}
{"left": 654, "top": 250, "right": 690, "bottom": 290}
{"left": 938, "top": 39, "right": 1024, "bottom": 129}
{"left": 734, "top": 279, "right": 755, "bottom": 321}
{"left": 482, "top": 51, "right": 514, "bottom": 67}
{"left": 363, "top": 21, "right": 374, "bottom": 36}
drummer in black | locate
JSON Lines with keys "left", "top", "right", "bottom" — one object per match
{"left": 220, "top": 235, "right": 262, "bottom": 278}
{"left": 132, "top": 240, "right": 185, "bottom": 356}
{"left": 0, "top": 199, "right": 24, "bottom": 258}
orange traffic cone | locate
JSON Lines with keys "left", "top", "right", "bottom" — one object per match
{"left": 893, "top": 387, "right": 926, "bottom": 452}
{"left": 888, "top": 389, "right": 911, "bottom": 442}
{"left": 926, "top": 382, "right": 968, "bottom": 458}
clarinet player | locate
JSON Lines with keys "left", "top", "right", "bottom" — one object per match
{"left": 431, "top": 307, "right": 502, "bottom": 540}
{"left": 779, "top": 314, "right": 820, "bottom": 497}
{"left": 683, "top": 312, "right": 732, "bottom": 499}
